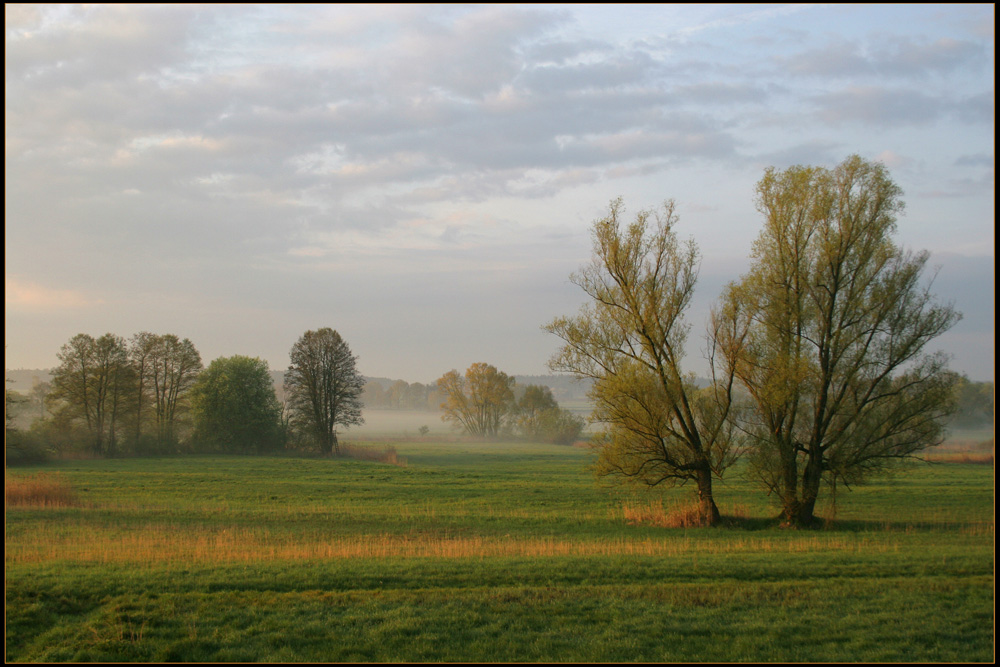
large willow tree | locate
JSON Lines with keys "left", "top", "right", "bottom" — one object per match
{"left": 546, "top": 199, "right": 741, "bottom": 526}
{"left": 715, "top": 155, "right": 961, "bottom": 527}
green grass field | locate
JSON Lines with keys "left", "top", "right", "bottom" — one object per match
{"left": 5, "top": 439, "right": 994, "bottom": 662}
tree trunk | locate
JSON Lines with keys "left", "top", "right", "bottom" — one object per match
{"left": 695, "top": 467, "right": 721, "bottom": 526}
{"left": 796, "top": 455, "right": 824, "bottom": 527}
{"left": 778, "top": 442, "right": 801, "bottom": 527}
{"left": 779, "top": 455, "right": 822, "bottom": 528}
{"left": 319, "top": 431, "right": 334, "bottom": 456}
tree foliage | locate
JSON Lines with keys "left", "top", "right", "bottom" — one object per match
{"left": 546, "top": 198, "right": 741, "bottom": 525}
{"left": 715, "top": 155, "right": 962, "bottom": 527}
{"left": 191, "top": 356, "right": 284, "bottom": 453}
{"left": 285, "top": 328, "right": 365, "bottom": 455}
{"left": 437, "top": 363, "right": 516, "bottom": 437}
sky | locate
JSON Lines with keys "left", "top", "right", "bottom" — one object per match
{"left": 5, "top": 4, "right": 995, "bottom": 383}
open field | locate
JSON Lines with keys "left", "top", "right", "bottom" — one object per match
{"left": 5, "top": 439, "right": 994, "bottom": 662}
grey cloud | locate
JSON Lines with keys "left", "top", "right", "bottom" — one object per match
{"left": 520, "top": 51, "right": 660, "bottom": 93}
{"left": 781, "top": 35, "right": 986, "bottom": 79}
{"left": 672, "top": 81, "right": 770, "bottom": 105}
{"left": 954, "top": 153, "right": 995, "bottom": 168}
{"left": 812, "top": 87, "right": 948, "bottom": 126}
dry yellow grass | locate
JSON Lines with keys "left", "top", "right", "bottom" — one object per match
{"left": 616, "top": 498, "right": 751, "bottom": 528}
{"left": 5, "top": 522, "right": 905, "bottom": 565}
{"left": 5, "top": 473, "right": 78, "bottom": 508}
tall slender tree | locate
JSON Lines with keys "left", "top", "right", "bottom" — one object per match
{"left": 546, "top": 199, "right": 741, "bottom": 525}
{"left": 148, "top": 334, "right": 202, "bottom": 449}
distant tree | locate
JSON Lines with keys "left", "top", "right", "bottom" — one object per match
{"left": 514, "top": 384, "right": 584, "bottom": 444}
{"left": 715, "top": 155, "right": 961, "bottom": 527}
{"left": 6, "top": 383, "right": 25, "bottom": 431}
{"left": 546, "top": 198, "right": 741, "bottom": 525}
{"left": 362, "top": 380, "right": 386, "bottom": 408}
{"left": 191, "top": 356, "right": 284, "bottom": 453}
{"left": 437, "top": 363, "right": 516, "bottom": 438}
{"left": 950, "top": 375, "right": 994, "bottom": 428}
{"left": 28, "top": 378, "right": 51, "bottom": 421}
{"left": 48, "top": 333, "right": 132, "bottom": 455}
{"left": 516, "top": 385, "right": 559, "bottom": 436}
{"left": 285, "top": 328, "right": 365, "bottom": 455}
{"left": 386, "top": 379, "right": 408, "bottom": 410}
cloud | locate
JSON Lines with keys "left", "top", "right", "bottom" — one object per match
{"left": 812, "top": 87, "right": 947, "bottom": 126}
{"left": 780, "top": 35, "right": 986, "bottom": 79}
{"left": 4, "top": 5, "right": 993, "bottom": 380}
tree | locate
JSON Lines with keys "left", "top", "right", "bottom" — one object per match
{"left": 950, "top": 375, "right": 994, "bottom": 428}
{"left": 191, "top": 356, "right": 284, "bottom": 453}
{"left": 546, "top": 198, "right": 741, "bottom": 526}
{"left": 715, "top": 155, "right": 961, "bottom": 527}
{"left": 437, "top": 363, "right": 516, "bottom": 437}
{"left": 48, "top": 333, "right": 132, "bottom": 455}
{"left": 516, "top": 385, "right": 559, "bottom": 438}
{"left": 127, "top": 331, "right": 159, "bottom": 450}
{"left": 28, "top": 378, "right": 51, "bottom": 421}
{"left": 147, "top": 334, "right": 202, "bottom": 449}
{"left": 285, "top": 328, "right": 365, "bottom": 455}
{"left": 515, "top": 384, "right": 584, "bottom": 445}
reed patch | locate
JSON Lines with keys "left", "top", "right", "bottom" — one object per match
{"left": 6, "top": 473, "right": 79, "bottom": 508}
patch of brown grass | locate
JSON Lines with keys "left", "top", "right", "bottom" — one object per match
{"left": 922, "top": 451, "right": 994, "bottom": 464}
{"left": 339, "top": 443, "right": 407, "bottom": 467}
{"left": 6, "top": 473, "right": 78, "bottom": 508}
{"left": 619, "top": 498, "right": 709, "bottom": 528}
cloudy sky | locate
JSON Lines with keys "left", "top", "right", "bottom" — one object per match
{"left": 5, "top": 4, "right": 994, "bottom": 383}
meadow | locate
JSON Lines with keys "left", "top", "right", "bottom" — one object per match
{"left": 5, "top": 432, "right": 994, "bottom": 662}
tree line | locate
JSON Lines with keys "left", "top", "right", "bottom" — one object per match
{"left": 6, "top": 328, "right": 368, "bottom": 461}
{"left": 6, "top": 331, "right": 584, "bottom": 462}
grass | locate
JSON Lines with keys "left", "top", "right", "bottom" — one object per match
{"left": 5, "top": 438, "right": 995, "bottom": 662}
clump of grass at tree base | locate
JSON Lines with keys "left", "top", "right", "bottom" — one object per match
{"left": 5, "top": 439, "right": 994, "bottom": 662}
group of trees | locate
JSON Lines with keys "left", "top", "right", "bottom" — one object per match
{"left": 8, "top": 328, "right": 366, "bottom": 459}
{"left": 436, "top": 363, "right": 584, "bottom": 444}
{"left": 548, "top": 156, "right": 966, "bottom": 527}
{"left": 28, "top": 332, "right": 204, "bottom": 456}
